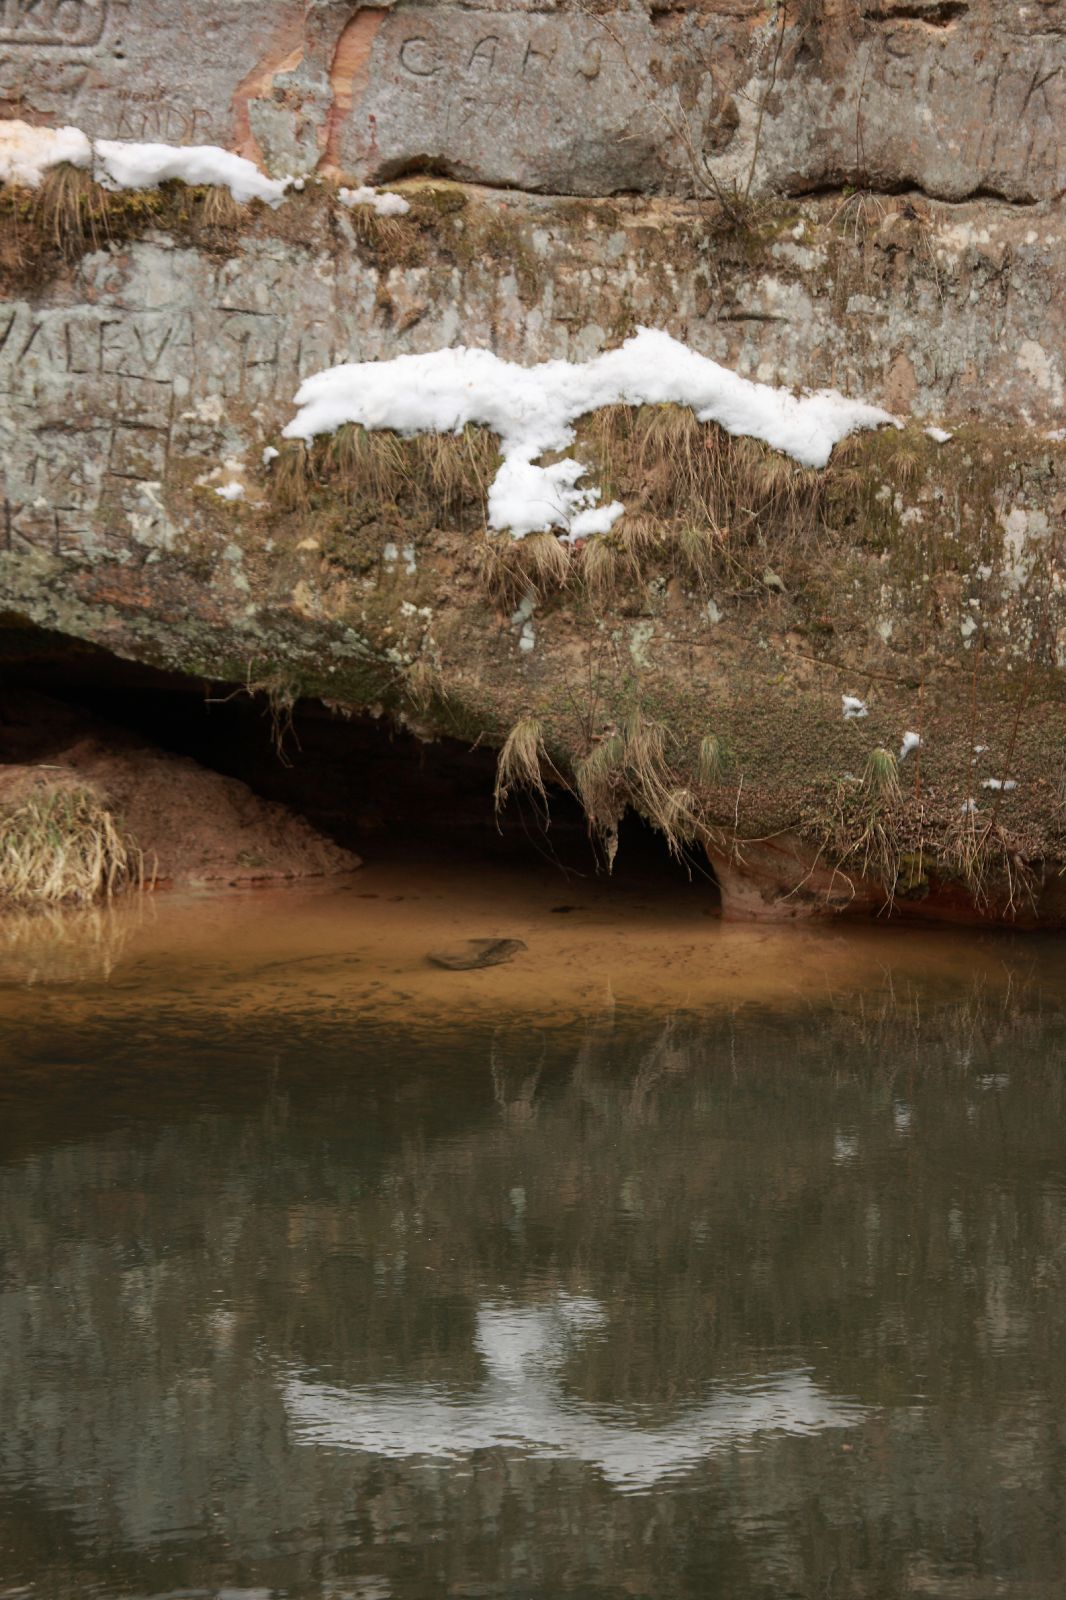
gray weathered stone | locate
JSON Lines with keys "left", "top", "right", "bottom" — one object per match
{"left": 2, "top": 193, "right": 1063, "bottom": 586}
{"left": 4, "top": 2, "right": 1063, "bottom": 200}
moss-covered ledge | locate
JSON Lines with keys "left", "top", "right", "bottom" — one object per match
{"left": 4, "top": 394, "right": 1066, "bottom": 922}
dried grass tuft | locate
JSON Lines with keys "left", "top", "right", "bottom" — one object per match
{"left": 479, "top": 532, "right": 571, "bottom": 609}
{"left": 411, "top": 426, "right": 498, "bottom": 515}
{"left": 404, "top": 656, "right": 446, "bottom": 713}
{"left": 0, "top": 782, "right": 142, "bottom": 905}
{"left": 697, "top": 734, "right": 731, "bottom": 787}
{"left": 573, "top": 709, "right": 704, "bottom": 867}
{"left": 675, "top": 521, "right": 725, "bottom": 589}
{"left": 33, "top": 162, "right": 112, "bottom": 258}
{"left": 272, "top": 423, "right": 498, "bottom": 532}
{"left": 341, "top": 199, "right": 408, "bottom": 252}
{"left": 494, "top": 715, "right": 549, "bottom": 813}
{"left": 195, "top": 184, "right": 245, "bottom": 231}
{"left": 272, "top": 440, "right": 316, "bottom": 511}
{"left": 574, "top": 731, "right": 626, "bottom": 861}
{"left": 942, "top": 809, "right": 1039, "bottom": 919}
{"left": 579, "top": 535, "right": 623, "bottom": 605}
{"left": 823, "top": 749, "right": 905, "bottom": 909}
{"left": 863, "top": 746, "right": 901, "bottom": 802}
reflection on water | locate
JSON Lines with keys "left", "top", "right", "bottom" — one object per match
{"left": 2, "top": 919, "right": 1066, "bottom": 1598}
{"left": 0, "top": 895, "right": 151, "bottom": 985}
{"left": 284, "top": 1296, "right": 865, "bottom": 1489}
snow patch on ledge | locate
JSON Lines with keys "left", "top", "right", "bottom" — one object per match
{"left": 339, "top": 185, "right": 411, "bottom": 217}
{"left": 94, "top": 139, "right": 291, "bottom": 206}
{"left": 283, "top": 330, "right": 899, "bottom": 540}
{"left": 0, "top": 120, "right": 91, "bottom": 187}
{"left": 0, "top": 118, "right": 291, "bottom": 203}
{"left": 0, "top": 118, "right": 405, "bottom": 214}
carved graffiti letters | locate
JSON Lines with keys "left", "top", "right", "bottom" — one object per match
{"left": 396, "top": 24, "right": 603, "bottom": 87}
{"left": 0, "top": 0, "right": 108, "bottom": 47}
{"left": 398, "top": 36, "right": 441, "bottom": 77}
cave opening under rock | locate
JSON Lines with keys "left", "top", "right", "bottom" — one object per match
{"left": 0, "top": 621, "right": 721, "bottom": 904}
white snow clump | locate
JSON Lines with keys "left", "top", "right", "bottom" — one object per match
{"left": 283, "top": 329, "right": 898, "bottom": 540}
{"left": 94, "top": 140, "right": 291, "bottom": 206}
{"left": 0, "top": 118, "right": 414, "bottom": 215}
{"left": 980, "top": 777, "right": 1017, "bottom": 792}
{"left": 924, "top": 426, "right": 953, "bottom": 444}
{"left": 899, "top": 731, "right": 921, "bottom": 761}
{"left": 215, "top": 481, "right": 245, "bottom": 502}
{"left": 0, "top": 120, "right": 91, "bottom": 187}
{"left": 339, "top": 185, "right": 411, "bottom": 217}
{"left": 842, "top": 695, "right": 868, "bottom": 720}
{"left": 0, "top": 118, "right": 292, "bottom": 206}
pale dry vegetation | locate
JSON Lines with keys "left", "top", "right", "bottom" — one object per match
{"left": 480, "top": 532, "right": 571, "bottom": 610}
{"left": 0, "top": 162, "right": 252, "bottom": 279}
{"left": 824, "top": 748, "right": 906, "bottom": 909}
{"left": 940, "top": 806, "right": 1041, "bottom": 919}
{"left": 0, "top": 781, "right": 143, "bottom": 906}
{"left": 341, "top": 201, "right": 409, "bottom": 252}
{"left": 266, "top": 398, "right": 956, "bottom": 611}
{"left": 494, "top": 715, "right": 549, "bottom": 813}
{"left": 268, "top": 423, "right": 498, "bottom": 531}
{"left": 575, "top": 403, "right": 832, "bottom": 595}
{"left": 495, "top": 706, "right": 730, "bottom": 872}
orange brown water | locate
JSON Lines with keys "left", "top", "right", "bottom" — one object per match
{"left": 0, "top": 855, "right": 1049, "bottom": 1044}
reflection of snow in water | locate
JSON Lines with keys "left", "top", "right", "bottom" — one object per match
{"left": 833, "top": 1133, "right": 859, "bottom": 1164}
{"left": 282, "top": 1296, "right": 865, "bottom": 1491}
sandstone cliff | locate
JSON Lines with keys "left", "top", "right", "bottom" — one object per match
{"left": 2, "top": 1, "right": 1066, "bottom": 919}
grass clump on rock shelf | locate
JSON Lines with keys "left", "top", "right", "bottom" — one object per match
{"left": 822, "top": 749, "right": 909, "bottom": 912}
{"left": 0, "top": 778, "right": 143, "bottom": 906}
{"left": 268, "top": 425, "right": 498, "bottom": 532}
{"left": 480, "top": 532, "right": 571, "bottom": 609}
{"left": 0, "top": 162, "right": 259, "bottom": 285}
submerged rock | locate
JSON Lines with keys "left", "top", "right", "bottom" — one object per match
{"left": 428, "top": 939, "right": 528, "bottom": 971}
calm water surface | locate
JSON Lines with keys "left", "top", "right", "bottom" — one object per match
{"left": 2, "top": 895, "right": 1066, "bottom": 1599}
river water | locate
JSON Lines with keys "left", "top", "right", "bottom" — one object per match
{"left": 1, "top": 870, "right": 1065, "bottom": 1599}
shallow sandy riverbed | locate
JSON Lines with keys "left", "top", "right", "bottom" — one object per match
{"left": 0, "top": 850, "right": 1054, "bottom": 1050}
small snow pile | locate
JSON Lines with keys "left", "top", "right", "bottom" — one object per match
{"left": 262, "top": 446, "right": 280, "bottom": 466}
{"left": 0, "top": 118, "right": 292, "bottom": 205}
{"left": 899, "top": 731, "right": 921, "bottom": 761}
{"left": 339, "top": 185, "right": 410, "bottom": 217}
{"left": 842, "top": 695, "right": 868, "bottom": 720}
{"left": 0, "top": 119, "right": 91, "bottom": 188}
{"left": 215, "top": 481, "right": 245, "bottom": 502}
{"left": 283, "top": 329, "right": 898, "bottom": 540}
{"left": 981, "top": 777, "right": 1017, "bottom": 792}
{"left": 94, "top": 140, "right": 291, "bottom": 206}
{"left": 925, "top": 426, "right": 953, "bottom": 445}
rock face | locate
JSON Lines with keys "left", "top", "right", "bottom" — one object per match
{"left": 4, "top": 1, "right": 1065, "bottom": 200}
{"left": 3, "top": 1, "right": 1066, "bottom": 921}
{"left": 2, "top": 0, "right": 1062, "bottom": 200}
